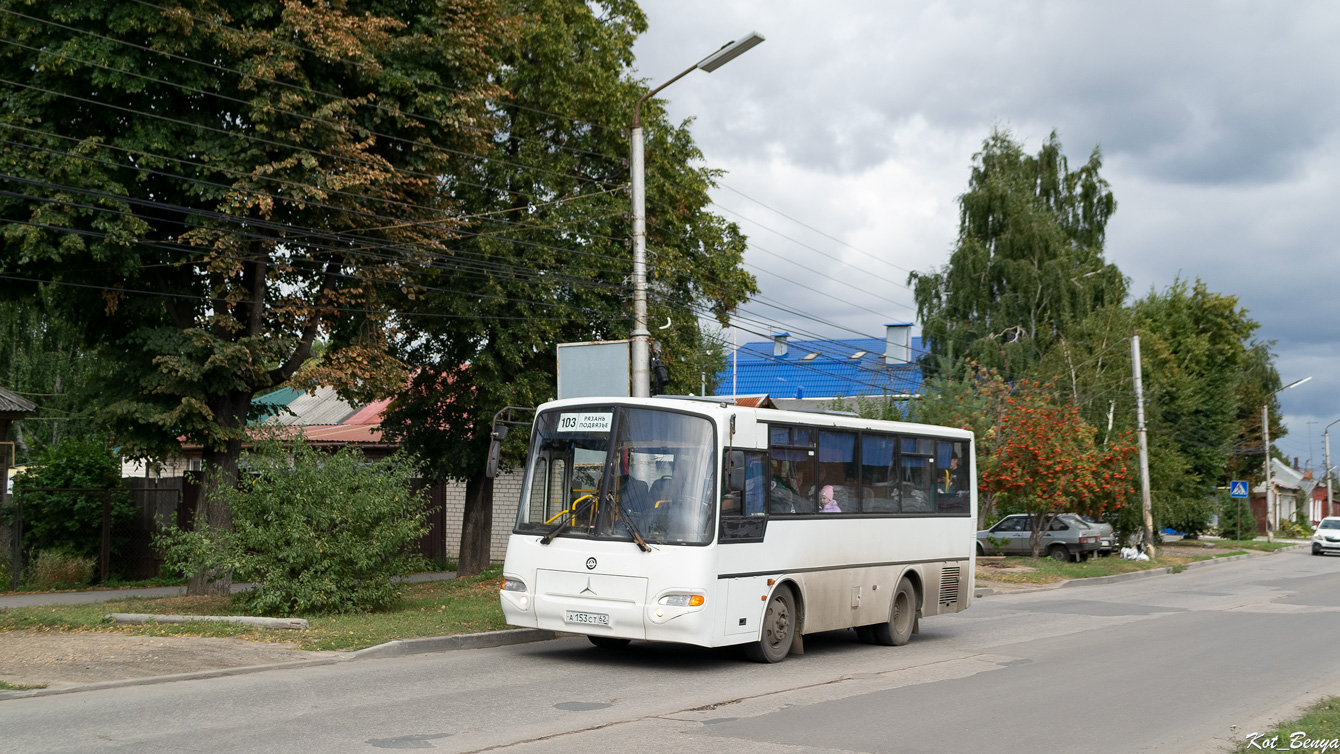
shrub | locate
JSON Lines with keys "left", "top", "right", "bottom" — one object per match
{"left": 13, "top": 438, "right": 134, "bottom": 566}
{"left": 30, "top": 549, "right": 95, "bottom": 590}
{"left": 1154, "top": 495, "right": 1215, "bottom": 537}
{"left": 158, "top": 438, "right": 428, "bottom": 615}
{"left": 1277, "top": 519, "right": 1310, "bottom": 539}
{"left": 1216, "top": 490, "right": 1258, "bottom": 539}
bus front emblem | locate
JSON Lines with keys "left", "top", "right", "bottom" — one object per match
{"left": 581, "top": 578, "right": 596, "bottom": 595}
{"left": 586, "top": 558, "right": 597, "bottom": 570}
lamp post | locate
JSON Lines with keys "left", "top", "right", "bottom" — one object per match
{"left": 630, "top": 31, "right": 764, "bottom": 397}
{"left": 1325, "top": 418, "right": 1340, "bottom": 519}
{"left": 1263, "top": 376, "right": 1312, "bottom": 535}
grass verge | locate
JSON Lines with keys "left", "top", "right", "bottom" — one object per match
{"left": 0, "top": 680, "right": 47, "bottom": 691}
{"left": 975, "top": 552, "right": 1246, "bottom": 585}
{"left": 1234, "top": 697, "right": 1340, "bottom": 752}
{"left": 0, "top": 566, "right": 506, "bottom": 652}
{"left": 1164, "top": 539, "right": 1293, "bottom": 553}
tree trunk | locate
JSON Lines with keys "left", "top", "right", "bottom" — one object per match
{"left": 186, "top": 392, "right": 249, "bottom": 596}
{"left": 457, "top": 472, "right": 494, "bottom": 577}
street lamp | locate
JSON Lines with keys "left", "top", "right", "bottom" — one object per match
{"left": 1325, "top": 417, "right": 1340, "bottom": 519}
{"left": 1263, "top": 376, "right": 1312, "bottom": 535}
{"left": 629, "top": 31, "right": 765, "bottom": 397}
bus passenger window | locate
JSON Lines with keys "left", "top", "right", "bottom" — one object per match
{"left": 899, "top": 437, "right": 934, "bottom": 513}
{"left": 936, "top": 440, "right": 971, "bottom": 515}
{"left": 861, "top": 434, "right": 899, "bottom": 513}
{"left": 768, "top": 449, "right": 811, "bottom": 514}
{"left": 817, "top": 431, "right": 857, "bottom": 512}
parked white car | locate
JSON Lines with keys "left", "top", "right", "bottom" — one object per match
{"left": 1312, "top": 517, "right": 1340, "bottom": 556}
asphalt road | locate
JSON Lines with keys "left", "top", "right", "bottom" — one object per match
{"left": 5, "top": 550, "right": 1340, "bottom": 754}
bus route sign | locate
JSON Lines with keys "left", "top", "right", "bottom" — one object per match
{"left": 557, "top": 412, "right": 613, "bottom": 433}
{"left": 1229, "top": 480, "right": 1249, "bottom": 499}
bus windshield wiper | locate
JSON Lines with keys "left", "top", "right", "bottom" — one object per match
{"left": 610, "top": 491, "right": 651, "bottom": 552}
{"left": 540, "top": 494, "right": 598, "bottom": 545}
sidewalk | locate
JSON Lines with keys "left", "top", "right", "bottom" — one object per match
{"left": 0, "top": 571, "right": 456, "bottom": 610}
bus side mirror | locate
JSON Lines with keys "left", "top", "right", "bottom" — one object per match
{"left": 485, "top": 426, "right": 509, "bottom": 479}
{"left": 728, "top": 450, "right": 746, "bottom": 492}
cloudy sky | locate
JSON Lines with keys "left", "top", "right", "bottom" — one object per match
{"left": 630, "top": 1, "right": 1340, "bottom": 473}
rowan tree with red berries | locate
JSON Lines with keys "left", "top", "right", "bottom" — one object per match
{"left": 980, "top": 382, "right": 1136, "bottom": 557}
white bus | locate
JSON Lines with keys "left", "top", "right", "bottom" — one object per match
{"left": 498, "top": 396, "right": 976, "bottom": 662}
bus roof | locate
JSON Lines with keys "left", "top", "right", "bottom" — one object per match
{"left": 533, "top": 396, "right": 974, "bottom": 441}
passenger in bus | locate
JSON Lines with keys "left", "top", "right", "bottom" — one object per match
{"left": 820, "top": 485, "right": 841, "bottom": 513}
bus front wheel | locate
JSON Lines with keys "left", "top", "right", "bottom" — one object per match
{"left": 745, "top": 586, "right": 795, "bottom": 663}
{"left": 873, "top": 579, "right": 916, "bottom": 646}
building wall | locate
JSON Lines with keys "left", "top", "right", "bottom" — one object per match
{"left": 440, "top": 470, "right": 525, "bottom": 564}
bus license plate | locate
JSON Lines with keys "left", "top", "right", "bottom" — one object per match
{"left": 565, "top": 610, "right": 610, "bottom": 627}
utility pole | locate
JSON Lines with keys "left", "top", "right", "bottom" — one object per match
{"left": 1132, "top": 334, "right": 1155, "bottom": 557}
{"left": 629, "top": 32, "right": 764, "bottom": 397}
{"left": 1327, "top": 429, "right": 1333, "bottom": 519}
{"left": 1325, "top": 419, "right": 1338, "bottom": 518}
{"left": 1263, "top": 404, "right": 1272, "bottom": 537}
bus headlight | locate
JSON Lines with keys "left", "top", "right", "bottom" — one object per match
{"left": 658, "top": 594, "right": 705, "bottom": 607}
{"left": 501, "top": 578, "right": 530, "bottom": 611}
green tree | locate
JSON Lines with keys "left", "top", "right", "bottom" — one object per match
{"left": 1136, "top": 279, "right": 1260, "bottom": 499}
{"left": 0, "top": 294, "right": 105, "bottom": 460}
{"left": 910, "top": 129, "right": 1126, "bottom": 377}
{"left": 12, "top": 438, "right": 134, "bottom": 566}
{"left": 0, "top": 0, "right": 504, "bottom": 593}
{"left": 379, "top": 0, "right": 755, "bottom": 576}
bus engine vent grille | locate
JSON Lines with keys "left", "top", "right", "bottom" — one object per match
{"left": 939, "top": 566, "right": 961, "bottom": 606}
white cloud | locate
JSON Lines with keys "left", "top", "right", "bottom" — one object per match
{"left": 634, "top": 0, "right": 1340, "bottom": 441}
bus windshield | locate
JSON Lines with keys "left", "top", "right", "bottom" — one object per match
{"left": 516, "top": 406, "right": 717, "bottom": 546}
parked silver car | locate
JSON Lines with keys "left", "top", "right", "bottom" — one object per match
{"left": 1080, "top": 515, "right": 1116, "bottom": 555}
{"left": 976, "top": 513, "right": 1103, "bottom": 561}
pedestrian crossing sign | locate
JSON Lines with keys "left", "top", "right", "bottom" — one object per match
{"left": 1229, "top": 480, "right": 1248, "bottom": 498}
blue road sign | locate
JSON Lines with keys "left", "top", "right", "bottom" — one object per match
{"left": 1230, "top": 480, "right": 1249, "bottom": 498}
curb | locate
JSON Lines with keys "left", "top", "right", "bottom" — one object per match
{"left": 0, "top": 628, "right": 558, "bottom": 701}
{"left": 974, "top": 549, "right": 1278, "bottom": 598}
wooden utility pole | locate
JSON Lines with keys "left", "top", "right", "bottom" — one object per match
{"left": 1132, "top": 334, "right": 1155, "bottom": 557}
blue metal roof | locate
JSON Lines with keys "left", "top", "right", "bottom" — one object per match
{"left": 714, "top": 336, "right": 924, "bottom": 399}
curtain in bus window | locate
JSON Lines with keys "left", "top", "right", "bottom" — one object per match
{"left": 935, "top": 440, "right": 971, "bottom": 515}
{"left": 768, "top": 448, "right": 813, "bottom": 514}
{"left": 900, "top": 452, "right": 934, "bottom": 513}
{"left": 817, "top": 431, "right": 857, "bottom": 512}
{"left": 745, "top": 454, "right": 766, "bottom": 515}
{"left": 861, "top": 434, "right": 899, "bottom": 513}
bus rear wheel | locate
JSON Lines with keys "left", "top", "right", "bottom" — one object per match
{"left": 588, "top": 636, "right": 630, "bottom": 650}
{"left": 873, "top": 578, "right": 916, "bottom": 646}
{"left": 745, "top": 586, "right": 795, "bottom": 663}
